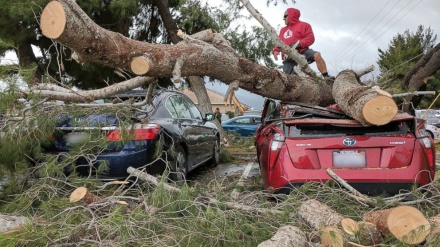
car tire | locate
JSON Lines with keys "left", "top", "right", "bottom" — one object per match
{"left": 169, "top": 145, "right": 187, "bottom": 182}
{"left": 209, "top": 138, "right": 220, "bottom": 167}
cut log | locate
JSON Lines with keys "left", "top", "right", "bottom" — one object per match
{"left": 70, "top": 187, "right": 102, "bottom": 204}
{"left": 341, "top": 218, "right": 359, "bottom": 236}
{"left": 0, "top": 215, "right": 29, "bottom": 233}
{"left": 320, "top": 226, "right": 344, "bottom": 247}
{"left": 357, "top": 221, "right": 383, "bottom": 246}
{"left": 131, "top": 56, "right": 151, "bottom": 75}
{"left": 363, "top": 205, "right": 431, "bottom": 245}
{"left": 333, "top": 71, "right": 398, "bottom": 126}
{"left": 298, "top": 199, "right": 344, "bottom": 230}
{"left": 40, "top": 1, "right": 66, "bottom": 39}
{"left": 257, "top": 225, "right": 308, "bottom": 247}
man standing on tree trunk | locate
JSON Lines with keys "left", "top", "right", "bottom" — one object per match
{"left": 272, "top": 8, "right": 334, "bottom": 80}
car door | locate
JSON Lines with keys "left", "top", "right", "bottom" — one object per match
{"left": 256, "top": 99, "right": 278, "bottom": 179}
{"left": 231, "top": 117, "right": 255, "bottom": 136}
{"left": 182, "top": 96, "right": 215, "bottom": 165}
{"left": 167, "top": 95, "right": 201, "bottom": 166}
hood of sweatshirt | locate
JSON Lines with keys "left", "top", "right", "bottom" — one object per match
{"left": 286, "top": 8, "right": 300, "bottom": 26}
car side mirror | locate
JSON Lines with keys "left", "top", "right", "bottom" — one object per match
{"left": 205, "top": 113, "right": 215, "bottom": 121}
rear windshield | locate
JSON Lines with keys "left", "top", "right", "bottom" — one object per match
{"left": 286, "top": 120, "right": 413, "bottom": 137}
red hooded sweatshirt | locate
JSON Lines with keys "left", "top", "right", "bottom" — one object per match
{"left": 273, "top": 8, "right": 315, "bottom": 56}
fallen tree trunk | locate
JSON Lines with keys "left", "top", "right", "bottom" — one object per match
{"left": 39, "top": 0, "right": 400, "bottom": 126}
{"left": 363, "top": 205, "right": 431, "bottom": 245}
{"left": 40, "top": 0, "right": 334, "bottom": 106}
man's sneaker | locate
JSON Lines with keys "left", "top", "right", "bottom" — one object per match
{"left": 324, "top": 75, "right": 335, "bottom": 81}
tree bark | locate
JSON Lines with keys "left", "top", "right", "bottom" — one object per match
{"left": 16, "top": 42, "right": 43, "bottom": 84}
{"left": 149, "top": 0, "right": 229, "bottom": 143}
{"left": 0, "top": 214, "right": 29, "bottom": 233}
{"left": 402, "top": 43, "right": 440, "bottom": 90}
{"left": 362, "top": 205, "right": 431, "bottom": 245}
{"left": 257, "top": 225, "right": 308, "bottom": 247}
{"left": 298, "top": 199, "right": 344, "bottom": 230}
{"left": 127, "top": 166, "right": 182, "bottom": 193}
{"left": 39, "top": 0, "right": 334, "bottom": 106}
{"left": 401, "top": 43, "right": 440, "bottom": 112}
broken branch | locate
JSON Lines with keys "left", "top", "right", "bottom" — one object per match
{"left": 127, "top": 166, "right": 181, "bottom": 193}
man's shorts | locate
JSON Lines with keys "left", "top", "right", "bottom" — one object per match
{"left": 283, "top": 49, "right": 317, "bottom": 75}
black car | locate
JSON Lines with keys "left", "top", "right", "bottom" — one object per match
{"left": 44, "top": 89, "right": 220, "bottom": 181}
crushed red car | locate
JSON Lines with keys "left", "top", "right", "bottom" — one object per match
{"left": 255, "top": 100, "right": 436, "bottom": 195}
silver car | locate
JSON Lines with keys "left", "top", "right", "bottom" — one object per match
{"left": 415, "top": 109, "right": 440, "bottom": 126}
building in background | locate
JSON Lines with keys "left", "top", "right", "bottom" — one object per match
{"left": 178, "top": 87, "right": 250, "bottom": 116}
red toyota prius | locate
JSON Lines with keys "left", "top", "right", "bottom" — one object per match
{"left": 255, "top": 100, "right": 436, "bottom": 195}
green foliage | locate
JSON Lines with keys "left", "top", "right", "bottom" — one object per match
{"left": 225, "top": 110, "right": 234, "bottom": 119}
{"left": 226, "top": 26, "right": 276, "bottom": 67}
{"left": 377, "top": 25, "right": 437, "bottom": 89}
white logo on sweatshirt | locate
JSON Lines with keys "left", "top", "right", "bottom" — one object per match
{"left": 283, "top": 30, "right": 293, "bottom": 39}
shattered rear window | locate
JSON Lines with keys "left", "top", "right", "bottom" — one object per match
{"left": 286, "top": 121, "right": 412, "bottom": 137}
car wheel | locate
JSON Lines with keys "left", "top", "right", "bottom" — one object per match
{"left": 209, "top": 138, "right": 220, "bottom": 167}
{"left": 170, "top": 146, "right": 187, "bottom": 182}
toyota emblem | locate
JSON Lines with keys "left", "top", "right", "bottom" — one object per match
{"left": 342, "top": 138, "right": 356, "bottom": 146}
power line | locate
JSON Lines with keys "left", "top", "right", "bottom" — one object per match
{"left": 331, "top": 0, "right": 394, "bottom": 62}
{"left": 342, "top": 0, "right": 425, "bottom": 63}
{"left": 336, "top": 0, "right": 412, "bottom": 62}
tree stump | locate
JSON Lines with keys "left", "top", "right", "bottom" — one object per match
{"left": 69, "top": 187, "right": 102, "bottom": 204}
{"left": 257, "top": 225, "right": 308, "bottom": 247}
{"left": 363, "top": 205, "right": 431, "bottom": 245}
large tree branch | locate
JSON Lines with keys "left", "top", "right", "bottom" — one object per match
{"left": 402, "top": 43, "right": 440, "bottom": 90}
{"left": 40, "top": 0, "right": 335, "bottom": 106}
{"left": 39, "top": 0, "right": 402, "bottom": 125}
{"left": 28, "top": 76, "right": 154, "bottom": 102}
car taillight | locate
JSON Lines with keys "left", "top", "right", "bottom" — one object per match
{"left": 416, "top": 122, "right": 435, "bottom": 167}
{"left": 104, "top": 124, "right": 160, "bottom": 141}
{"left": 269, "top": 131, "right": 285, "bottom": 170}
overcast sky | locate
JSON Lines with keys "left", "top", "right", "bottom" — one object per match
{"left": 245, "top": 0, "right": 440, "bottom": 76}
{"left": 207, "top": 0, "right": 440, "bottom": 109}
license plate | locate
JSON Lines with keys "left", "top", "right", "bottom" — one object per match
{"left": 333, "top": 150, "right": 366, "bottom": 168}
{"left": 66, "top": 132, "right": 91, "bottom": 145}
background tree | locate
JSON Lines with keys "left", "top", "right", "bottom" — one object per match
{"left": 377, "top": 25, "right": 438, "bottom": 109}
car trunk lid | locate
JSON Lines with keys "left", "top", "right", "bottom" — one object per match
{"left": 281, "top": 117, "right": 416, "bottom": 169}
